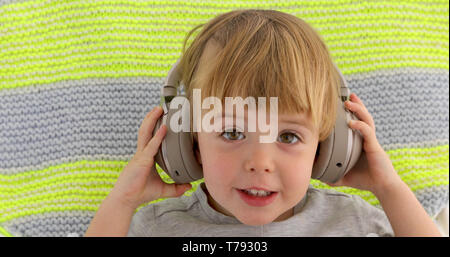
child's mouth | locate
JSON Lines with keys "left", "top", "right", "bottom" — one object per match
{"left": 241, "top": 188, "right": 274, "bottom": 197}
{"left": 237, "top": 188, "right": 278, "bottom": 207}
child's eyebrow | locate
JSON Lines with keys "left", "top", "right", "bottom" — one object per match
{"left": 216, "top": 113, "right": 313, "bottom": 132}
{"left": 280, "top": 117, "right": 313, "bottom": 132}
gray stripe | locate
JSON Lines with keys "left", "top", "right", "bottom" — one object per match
{"left": 0, "top": 69, "right": 448, "bottom": 173}
{"left": 0, "top": 77, "right": 162, "bottom": 172}
{"left": 415, "top": 185, "right": 449, "bottom": 217}
{"left": 2, "top": 210, "right": 95, "bottom": 237}
{"left": 346, "top": 68, "right": 449, "bottom": 146}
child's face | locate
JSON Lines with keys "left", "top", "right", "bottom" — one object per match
{"left": 195, "top": 109, "right": 319, "bottom": 226}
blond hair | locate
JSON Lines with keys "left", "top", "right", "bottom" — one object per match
{"left": 179, "top": 9, "right": 340, "bottom": 142}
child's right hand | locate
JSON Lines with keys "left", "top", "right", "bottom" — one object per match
{"left": 109, "top": 106, "right": 192, "bottom": 211}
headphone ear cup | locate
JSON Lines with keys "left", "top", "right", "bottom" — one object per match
{"left": 192, "top": 135, "right": 202, "bottom": 165}
{"left": 178, "top": 97, "right": 203, "bottom": 180}
{"left": 311, "top": 100, "right": 363, "bottom": 183}
{"left": 153, "top": 97, "right": 203, "bottom": 184}
{"left": 311, "top": 131, "right": 334, "bottom": 180}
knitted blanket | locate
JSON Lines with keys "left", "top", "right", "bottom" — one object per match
{"left": 0, "top": 0, "right": 448, "bottom": 237}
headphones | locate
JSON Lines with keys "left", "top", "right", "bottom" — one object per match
{"left": 152, "top": 59, "right": 363, "bottom": 184}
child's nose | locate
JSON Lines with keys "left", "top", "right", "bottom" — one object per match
{"left": 248, "top": 167, "right": 271, "bottom": 172}
{"left": 244, "top": 147, "right": 275, "bottom": 173}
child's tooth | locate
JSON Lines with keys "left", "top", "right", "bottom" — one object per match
{"left": 245, "top": 189, "right": 270, "bottom": 196}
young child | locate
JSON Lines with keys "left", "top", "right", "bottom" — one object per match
{"left": 85, "top": 9, "right": 441, "bottom": 237}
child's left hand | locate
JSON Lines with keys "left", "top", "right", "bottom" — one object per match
{"left": 326, "top": 93, "right": 403, "bottom": 196}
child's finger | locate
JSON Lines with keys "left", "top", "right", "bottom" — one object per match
{"left": 348, "top": 120, "right": 382, "bottom": 153}
{"left": 137, "top": 106, "right": 163, "bottom": 152}
{"left": 345, "top": 96, "right": 375, "bottom": 131}
{"left": 160, "top": 183, "right": 192, "bottom": 199}
{"left": 144, "top": 124, "right": 167, "bottom": 158}
{"left": 325, "top": 180, "right": 344, "bottom": 188}
{"left": 349, "top": 93, "right": 363, "bottom": 105}
{"left": 349, "top": 94, "right": 370, "bottom": 118}
{"left": 136, "top": 108, "right": 156, "bottom": 152}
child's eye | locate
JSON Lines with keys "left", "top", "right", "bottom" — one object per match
{"left": 221, "top": 129, "right": 245, "bottom": 141}
{"left": 278, "top": 131, "right": 301, "bottom": 144}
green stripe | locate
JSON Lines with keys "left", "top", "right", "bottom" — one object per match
{"left": 1, "top": 5, "right": 447, "bottom": 37}
{"left": 1, "top": 0, "right": 448, "bottom": 89}
{"left": 1, "top": 0, "right": 448, "bottom": 12}
{"left": 311, "top": 173, "right": 448, "bottom": 206}
{"left": 311, "top": 144, "right": 449, "bottom": 205}
{"left": 2, "top": 145, "right": 446, "bottom": 181}
{"left": 0, "top": 145, "right": 448, "bottom": 222}
{"left": 1, "top": 204, "right": 98, "bottom": 222}
{"left": 0, "top": 225, "right": 13, "bottom": 237}
{"left": 1, "top": 33, "right": 446, "bottom": 63}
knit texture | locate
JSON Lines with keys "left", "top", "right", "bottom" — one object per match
{"left": 0, "top": 0, "right": 448, "bottom": 237}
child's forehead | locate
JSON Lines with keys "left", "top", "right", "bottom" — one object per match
{"left": 206, "top": 106, "right": 312, "bottom": 124}
{"left": 219, "top": 109, "right": 315, "bottom": 133}
{"left": 278, "top": 112, "right": 315, "bottom": 131}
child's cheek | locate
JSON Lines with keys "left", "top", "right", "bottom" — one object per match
{"left": 279, "top": 161, "right": 312, "bottom": 194}
{"left": 204, "top": 153, "right": 236, "bottom": 181}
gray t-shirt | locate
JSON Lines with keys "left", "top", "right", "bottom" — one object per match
{"left": 127, "top": 182, "right": 394, "bottom": 237}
